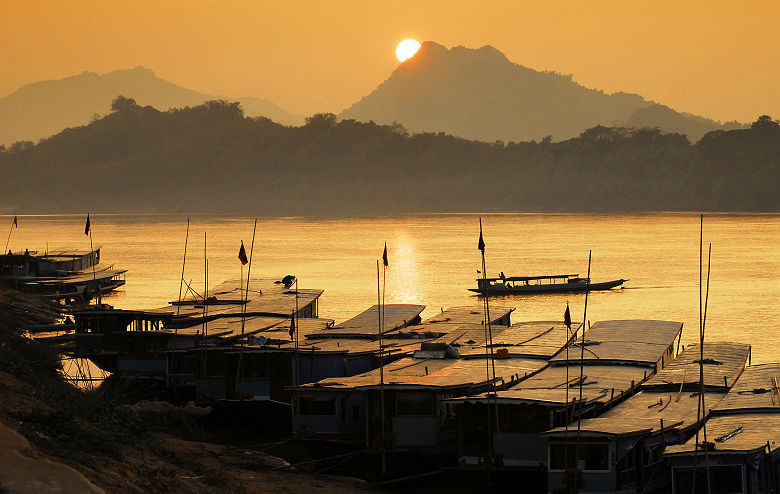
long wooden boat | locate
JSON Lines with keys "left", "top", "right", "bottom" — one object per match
{"left": 468, "top": 273, "right": 626, "bottom": 295}
{"left": 0, "top": 246, "right": 126, "bottom": 303}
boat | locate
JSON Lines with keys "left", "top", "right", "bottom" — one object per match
{"left": 468, "top": 273, "right": 626, "bottom": 295}
{"left": 0, "top": 246, "right": 127, "bottom": 304}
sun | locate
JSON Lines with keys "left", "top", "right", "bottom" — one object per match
{"left": 396, "top": 39, "right": 421, "bottom": 62}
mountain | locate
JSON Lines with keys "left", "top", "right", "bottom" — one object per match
{"left": 1, "top": 101, "right": 777, "bottom": 215}
{"left": 0, "top": 67, "right": 303, "bottom": 145}
{"left": 340, "top": 42, "right": 742, "bottom": 143}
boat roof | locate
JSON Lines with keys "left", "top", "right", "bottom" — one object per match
{"left": 22, "top": 269, "right": 126, "bottom": 286}
{"left": 162, "top": 277, "right": 324, "bottom": 319}
{"left": 387, "top": 306, "right": 514, "bottom": 339}
{"left": 311, "top": 304, "right": 425, "bottom": 339}
{"left": 421, "top": 306, "right": 514, "bottom": 326}
{"left": 452, "top": 363, "right": 651, "bottom": 407}
{"left": 426, "top": 320, "right": 572, "bottom": 359}
{"left": 543, "top": 390, "right": 726, "bottom": 438}
{"left": 480, "top": 274, "right": 579, "bottom": 282}
{"left": 3, "top": 246, "right": 101, "bottom": 259}
{"left": 550, "top": 320, "right": 683, "bottom": 367}
{"left": 487, "top": 320, "right": 574, "bottom": 359}
{"left": 665, "top": 413, "right": 780, "bottom": 456}
{"left": 712, "top": 363, "right": 780, "bottom": 414}
{"left": 643, "top": 342, "right": 751, "bottom": 392}
{"left": 295, "top": 356, "right": 547, "bottom": 392}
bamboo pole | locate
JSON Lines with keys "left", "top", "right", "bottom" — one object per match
{"left": 4, "top": 217, "right": 15, "bottom": 253}
{"left": 377, "top": 260, "right": 386, "bottom": 475}
{"left": 575, "top": 250, "right": 592, "bottom": 471}
{"left": 175, "top": 217, "right": 190, "bottom": 336}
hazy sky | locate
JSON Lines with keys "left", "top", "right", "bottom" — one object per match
{"left": 2, "top": 1, "right": 778, "bottom": 123}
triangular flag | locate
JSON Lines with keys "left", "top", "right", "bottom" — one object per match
{"left": 382, "top": 242, "right": 388, "bottom": 267}
{"left": 238, "top": 241, "right": 248, "bottom": 265}
{"left": 84, "top": 214, "right": 91, "bottom": 235}
{"left": 289, "top": 311, "right": 296, "bottom": 340}
{"left": 564, "top": 303, "right": 572, "bottom": 330}
{"left": 12, "top": 216, "right": 17, "bottom": 228}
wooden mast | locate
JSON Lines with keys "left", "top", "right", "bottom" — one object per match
{"left": 575, "top": 250, "right": 592, "bottom": 472}
{"left": 175, "top": 217, "right": 189, "bottom": 337}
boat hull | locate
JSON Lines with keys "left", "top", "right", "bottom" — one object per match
{"left": 468, "top": 279, "right": 626, "bottom": 295}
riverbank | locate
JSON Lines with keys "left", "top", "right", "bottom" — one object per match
{"left": 0, "top": 291, "right": 364, "bottom": 493}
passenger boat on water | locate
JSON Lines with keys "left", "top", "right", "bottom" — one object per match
{"left": 0, "top": 246, "right": 126, "bottom": 304}
{"left": 469, "top": 273, "right": 626, "bottom": 295}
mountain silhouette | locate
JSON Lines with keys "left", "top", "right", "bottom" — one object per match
{"left": 1, "top": 100, "right": 777, "bottom": 215}
{"left": 340, "top": 42, "right": 742, "bottom": 143}
{"left": 0, "top": 67, "right": 303, "bottom": 145}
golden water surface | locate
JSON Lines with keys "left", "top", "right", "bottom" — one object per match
{"left": 5, "top": 213, "right": 779, "bottom": 363}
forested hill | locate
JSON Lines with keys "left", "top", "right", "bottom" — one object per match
{"left": 1, "top": 98, "right": 778, "bottom": 215}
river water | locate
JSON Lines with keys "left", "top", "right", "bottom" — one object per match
{"left": 5, "top": 213, "right": 779, "bottom": 363}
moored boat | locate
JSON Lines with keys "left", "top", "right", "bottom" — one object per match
{"left": 468, "top": 273, "right": 626, "bottom": 295}
{"left": 0, "top": 246, "right": 127, "bottom": 303}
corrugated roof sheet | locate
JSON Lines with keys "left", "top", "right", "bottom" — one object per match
{"left": 666, "top": 413, "right": 780, "bottom": 455}
{"left": 550, "top": 320, "right": 682, "bottom": 366}
{"left": 644, "top": 342, "right": 750, "bottom": 391}
{"left": 713, "top": 363, "right": 780, "bottom": 413}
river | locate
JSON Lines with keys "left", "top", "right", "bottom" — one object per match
{"left": 5, "top": 213, "right": 779, "bottom": 363}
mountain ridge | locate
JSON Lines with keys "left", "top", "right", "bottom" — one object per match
{"left": 0, "top": 100, "right": 777, "bottom": 215}
{"left": 0, "top": 66, "right": 304, "bottom": 145}
{"left": 340, "top": 41, "right": 743, "bottom": 142}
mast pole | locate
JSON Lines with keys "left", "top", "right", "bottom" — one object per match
{"left": 4, "top": 217, "right": 14, "bottom": 253}
{"left": 575, "top": 250, "right": 592, "bottom": 470}
{"left": 478, "top": 218, "right": 500, "bottom": 462}
{"left": 377, "top": 259, "right": 386, "bottom": 475}
{"left": 175, "top": 217, "right": 190, "bottom": 336}
{"left": 702, "top": 242, "right": 713, "bottom": 494}
{"left": 242, "top": 219, "right": 258, "bottom": 337}
{"left": 87, "top": 215, "right": 100, "bottom": 306}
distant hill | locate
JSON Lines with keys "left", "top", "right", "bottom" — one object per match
{"left": 0, "top": 67, "right": 303, "bottom": 145}
{"left": 340, "top": 42, "right": 743, "bottom": 143}
{"left": 0, "top": 100, "right": 777, "bottom": 215}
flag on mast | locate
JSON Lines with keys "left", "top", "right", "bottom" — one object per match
{"left": 12, "top": 216, "right": 17, "bottom": 228}
{"left": 84, "top": 214, "right": 91, "bottom": 235}
{"left": 238, "top": 241, "right": 248, "bottom": 265}
{"left": 564, "top": 303, "right": 572, "bottom": 330}
{"left": 289, "top": 311, "right": 295, "bottom": 340}
{"left": 478, "top": 224, "right": 485, "bottom": 253}
{"left": 382, "top": 242, "right": 388, "bottom": 267}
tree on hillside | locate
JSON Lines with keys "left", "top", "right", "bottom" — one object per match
{"left": 751, "top": 115, "right": 779, "bottom": 130}
{"left": 110, "top": 95, "right": 138, "bottom": 113}
{"left": 305, "top": 113, "right": 337, "bottom": 129}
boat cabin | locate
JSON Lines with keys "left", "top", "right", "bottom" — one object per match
{"left": 542, "top": 342, "right": 751, "bottom": 493}
{"left": 0, "top": 247, "right": 100, "bottom": 279}
{"left": 449, "top": 320, "right": 684, "bottom": 470}
{"left": 665, "top": 363, "right": 780, "bottom": 494}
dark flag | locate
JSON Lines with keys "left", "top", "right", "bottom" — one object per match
{"left": 478, "top": 223, "right": 485, "bottom": 254}
{"left": 84, "top": 214, "right": 90, "bottom": 235}
{"left": 564, "top": 303, "right": 572, "bottom": 330}
{"left": 382, "top": 242, "right": 388, "bottom": 267}
{"left": 12, "top": 216, "right": 17, "bottom": 228}
{"left": 238, "top": 241, "right": 248, "bottom": 265}
{"left": 289, "top": 311, "right": 296, "bottom": 340}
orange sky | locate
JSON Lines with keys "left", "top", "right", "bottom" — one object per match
{"left": 2, "top": 0, "right": 778, "bottom": 123}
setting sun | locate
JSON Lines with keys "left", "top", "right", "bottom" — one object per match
{"left": 395, "top": 39, "right": 421, "bottom": 62}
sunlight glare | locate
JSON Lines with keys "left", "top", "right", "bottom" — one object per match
{"left": 396, "top": 39, "right": 421, "bottom": 62}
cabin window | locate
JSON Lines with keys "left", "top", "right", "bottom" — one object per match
{"left": 396, "top": 391, "right": 435, "bottom": 416}
{"left": 298, "top": 397, "right": 336, "bottom": 415}
{"left": 550, "top": 441, "right": 611, "bottom": 472}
